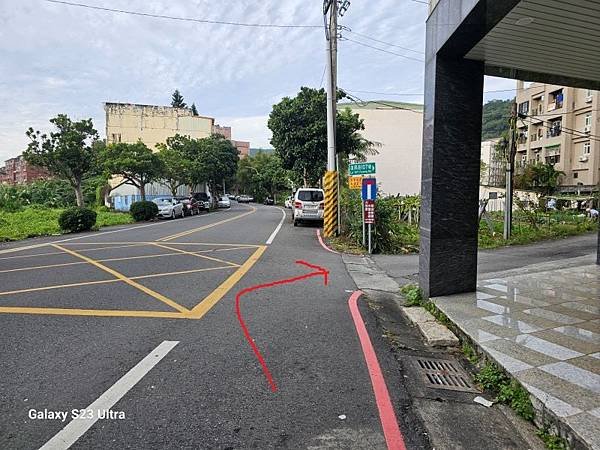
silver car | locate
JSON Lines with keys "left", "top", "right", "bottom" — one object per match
{"left": 152, "top": 197, "right": 184, "bottom": 219}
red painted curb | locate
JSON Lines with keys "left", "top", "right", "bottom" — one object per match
{"left": 348, "top": 291, "right": 407, "bottom": 450}
{"left": 316, "top": 229, "right": 339, "bottom": 254}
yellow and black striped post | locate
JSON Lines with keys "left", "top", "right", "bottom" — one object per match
{"left": 323, "top": 170, "right": 338, "bottom": 237}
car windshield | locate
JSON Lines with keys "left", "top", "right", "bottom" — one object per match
{"left": 297, "top": 190, "right": 324, "bottom": 202}
{"left": 154, "top": 198, "right": 174, "bottom": 205}
{"left": 220, "top": 196, "right": 228, "bottom": 201}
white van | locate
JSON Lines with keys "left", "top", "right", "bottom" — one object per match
{"left": 293, "top": 188, "right": 325, "bottom": 226}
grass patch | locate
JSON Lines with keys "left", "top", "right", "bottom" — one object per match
{"left": 327, "top": 235, "right": 365, "bottom": 255}
{"left": 0, "top": 206, "right": 134, "bottom": 241}
{"left": 399, "top": 284, "right": 423, "bottom": 306}
{"left": 536, "top": 428, "right": 568, "bottom": 450}
{"left": 474, "top": 362, "right": 534, "bottom": 421}
{"left": 462, "top": 342, "right": 478, "bottom": 364}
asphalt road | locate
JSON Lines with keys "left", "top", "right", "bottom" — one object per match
{"left": 0, "top": 203, "right": 402, "bottom": 449}
{"left": 373, "top": 231, "right": 599, "bottom": 284}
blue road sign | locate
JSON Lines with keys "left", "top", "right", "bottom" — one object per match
{"left": 361, "top": 177, "right": 377, "bottom": 201}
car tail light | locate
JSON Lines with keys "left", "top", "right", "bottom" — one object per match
{"left": 294, "top": 201, "right": 302, "bottom": 209}
{"left": 319, "top": 202, "right": 324, "bottom": 209}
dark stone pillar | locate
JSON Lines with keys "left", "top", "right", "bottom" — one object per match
{"left": 419, "top": 54, "right": 484, "bottom": 298}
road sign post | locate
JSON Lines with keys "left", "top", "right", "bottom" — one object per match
{"left": 360, "top": 177, "right": 376, "bottom": 253}
{"left": 349, "top": 162, "right": 376, "bottom": 176}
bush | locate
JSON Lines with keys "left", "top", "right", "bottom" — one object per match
{"left": 130, "top": 201, "right": 158, "bottom": 222}
{"left": 58, "top": 207, "right": 97, "bottom": 232}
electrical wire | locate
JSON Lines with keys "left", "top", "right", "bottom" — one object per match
{"left": 342, "top": 37, "right": 425, "bottom": 63}
{"left": 44, "top": 0, "right": 323, "bottom": 29}
{"left": 342, "top": 28, "right": 425, "bottom": 55}
{"left": 519, "top": 115, "right": 600, "bottom": 143}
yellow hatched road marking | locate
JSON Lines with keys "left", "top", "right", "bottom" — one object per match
{"left": 0, "top": 265, "right": 235, "bottom": 297}
{"left": 152, "top": 243, "right": 240, "bottom": 268}
{"left": 52, "top": 244, "right": 189, "bottom": 313}
{"left": 158, "top": 206, "right": 256, "bottom": 242}
{"left": 0, "top": 306, "right": 187, "bottom": 319}
{"left": 186, "top": 245, "right": 267, "bottom": 319}
{"left": 0, "top": 243, "right": 146, "bottom": 261}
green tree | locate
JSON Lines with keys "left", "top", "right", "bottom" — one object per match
{"left": 236, "top": 152, "right": 290, "bottom": 201}
{"left": 190, "top": 103, "right": 198, "bottom": 116}
{"left": 195, "top": 135, "right": 239, "bottom": 203}
{"left": 101, "top": 141, "right": 164, "bottom": 200}
{"left": 268, "top": 87, "right": 375, "bottom": 186}
{"left": 171, "top": 89, "right": 187, "bottom": 108}
{"left": 156, "top": 139, "right": 194, "bottom": 196}
{"left": 24, "top": 114, "right": 99, "bottom": 207}
{"left": 515, "top": 162, "right": 565, "bottom": 203}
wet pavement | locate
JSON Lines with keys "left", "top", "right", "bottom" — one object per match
{"left": 434, "top": 263, "right": 600, "bottom": 449}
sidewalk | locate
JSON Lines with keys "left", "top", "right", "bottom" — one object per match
{"left": 366, "top": 240, "right": 599, "bottom": 450}
{"left": 433, "top": 257, "right": 599, "bottom": 450}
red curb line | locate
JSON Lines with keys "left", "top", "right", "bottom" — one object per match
{"left": 316, "top": 229, "right": 339, "bottom": 254}
{"left": 348, "top": 290, "right": 407, "bottom": 450}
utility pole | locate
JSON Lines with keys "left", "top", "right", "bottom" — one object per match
{"left": 323, "top": 0, "right": 338, "bottom": 237}
{"left": 504, "top": 101, "right": 518, "bottom": 240}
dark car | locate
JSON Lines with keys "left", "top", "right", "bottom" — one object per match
{"left": 191, "top": 192, "right": 211, "bottom": 211}
{"left": 263, "top": 196, "right": 274, "bottom": 205}
{"left": 175, "top": 196, "right": 200, "bottom": 216}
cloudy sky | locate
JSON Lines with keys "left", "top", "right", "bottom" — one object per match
{"left": 0, "top": 0, "right": 516, "bottom": 161}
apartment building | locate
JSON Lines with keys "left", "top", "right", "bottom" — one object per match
{"left": 480, "top": 138, "right": 504, "bottom": 187}
{"left": 212, "top": 124, "right": 250, "bottom": 157}
{"left": 515, "top": 81, "right": 599, "bottom": 191}
{"left": 0, "top": 155, "right": 48, "bottom": 185}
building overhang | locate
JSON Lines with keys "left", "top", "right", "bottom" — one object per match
{"left": 428, "top": 0, "right": 600, "bottom": 90}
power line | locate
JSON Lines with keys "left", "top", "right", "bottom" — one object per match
{"left": 342, "top": 29, "right": 425, "bottom": 55}
{"left": 520, "top": 115, "right": 600, "bottom": 143}
{"left": 410, "top": 0, "right": 429, "bottom": 4}
{"left": 342, "top": 37, "right": 425, "bottom": 63}
{"left": 44, "top": 0, "right": 323, "bottom": 29}
{"left": 342, "top": 89, "right": 423, "bottom": 113}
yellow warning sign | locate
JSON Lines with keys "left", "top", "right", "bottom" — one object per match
{"left": 348, "top": 176, "right": 362, "bottom": 190}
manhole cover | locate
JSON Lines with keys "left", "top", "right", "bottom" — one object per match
{"left": 412, "top": 357, "right": 479, "bottom": 392}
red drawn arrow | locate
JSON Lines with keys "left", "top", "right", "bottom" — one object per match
{"left": 235, "top": 260, "right": 329, "bottom": 392}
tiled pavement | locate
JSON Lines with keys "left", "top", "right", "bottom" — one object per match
{"left": 433, "top": 264, "right": 600, "bottom": 450}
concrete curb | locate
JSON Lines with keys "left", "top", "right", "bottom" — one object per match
{"left": 400, "top": 306, "right": 459, "bottom": 347}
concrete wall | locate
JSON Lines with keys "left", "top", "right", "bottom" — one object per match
{"left": 105, "top": 103, "right": 214, "bottom": 151}
{"left": 351, "top": 106, "right": 423, "bottom": 196}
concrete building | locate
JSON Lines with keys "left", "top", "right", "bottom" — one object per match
{"left": 105, "top": 103, "right": 214, "bottom": 149}
{"left": 212, "top": 124, "right": 250, "bottom": 157}
{"left": 421, "top": 0, "right": 600, "bottom": 299}
{"left": 515, "top": 82, "right": 600, "bottom": 191}
{"left": 0, "top": 155, "right": 48, "bottom": 185}
{"left": 347, "top": 101, "right": 423, "bottom": 196}
{"left": 480, "top": 138, "right": 504, "bottom": 187}
{"left": 104, "top": 104, "right": 250, "bottom": 209}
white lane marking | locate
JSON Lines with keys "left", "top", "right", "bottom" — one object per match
{"left": 0, "top": 212, "right": 216, "bottom": 255}
{"left": 266, "top": 207, "right": 287, "bottom": 245}
{"left": 39, "top": 341, "right": 179, "bottom": 450}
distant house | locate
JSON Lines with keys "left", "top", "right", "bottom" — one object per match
{"left": 0, "top": 155, "right": 49, "bottom": 185}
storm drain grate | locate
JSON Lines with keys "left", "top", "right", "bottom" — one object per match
{"left": 412, "top": 357, "right": 479, "bottom": 392}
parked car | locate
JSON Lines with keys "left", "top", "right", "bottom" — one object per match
{"left": 264, "top": 196, "right": 274, "bottom": 205}
{"left": 217, "top": 196, "right": 231, "bottom": 208}
{"left": 284, "top": 196, "right": 293, "bottom": 209}
{"left": 227, "top": 194, "right": 236, "bottom": 200}
{"left": 292, "top": 188, "right": 324, "bottom": 226}
{"left": 152, "top": 197, "right": 184, "bottom": 219}
{"left": 237, "top": 195, "right": 251, "bottom": 203}
{"left": 191, "top": 192, "right": 211, "bottom": 211}
{"left": 175, "top": 196, "right": 200, "bottom": 216}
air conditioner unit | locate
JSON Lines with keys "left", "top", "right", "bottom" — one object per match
{"left": 584, "top": 125, "right": 591, "bottom": 133}
{"left": 578, "top": 155, "right": 589, "bottom": 162}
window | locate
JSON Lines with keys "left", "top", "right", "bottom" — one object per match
{"left": 297, "top": 190, "right": 324, "bottom": 202}
{"left": 547, "top": 119, "right": 562, "bottom": 137}
{"left": 574, "top": 172, "right": 578, "bottom": 179}
{"left": 545, "top": 145, "right": 560, "bottom": 165}
{"left": 586, "top": 89, "right": 593, "bottom": 102}
{"left": 111, "top": 133, "right": 121, "bottom": 143}
{"left": 518, "top": 101, "right": 529, "bottom": 115}
{"left": 584, "top": 113, "right": 592, "bottom": 132}
{"left": 583, "top": 142, "right": 591, "bottom": 155}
